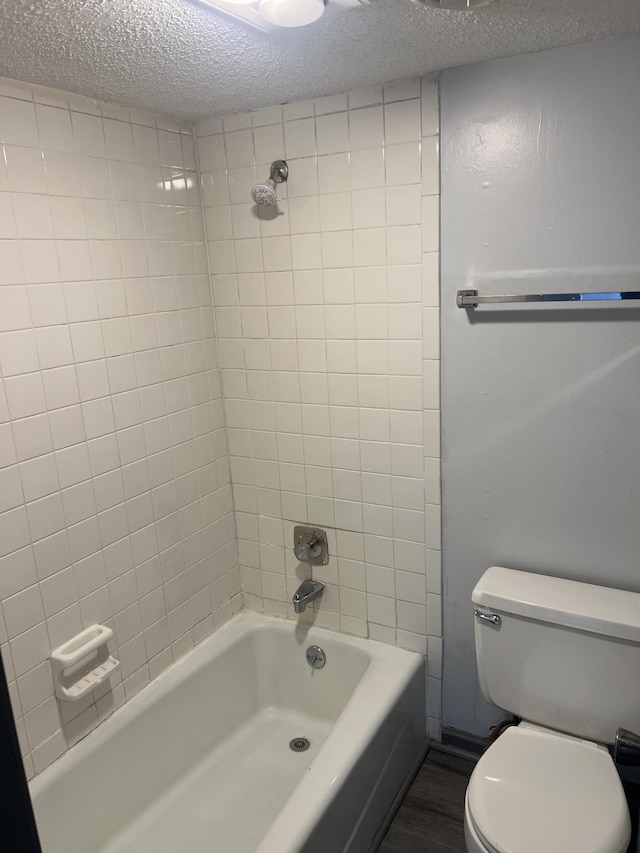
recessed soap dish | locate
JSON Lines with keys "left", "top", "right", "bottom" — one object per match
{"left": 50, "top": 625, "right": 119, "bottom": 702}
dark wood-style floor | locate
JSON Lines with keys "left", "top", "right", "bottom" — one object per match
{"left": 379, "top": 749, "right": 475, "bottom": 853}
{"left": 380, "top": 749, "right": 640, "bottom": 853}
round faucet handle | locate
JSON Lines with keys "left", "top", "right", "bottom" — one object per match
{"left": 294, "top": 532, "right": 321, "bottom": 563}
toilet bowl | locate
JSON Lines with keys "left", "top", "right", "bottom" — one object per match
{"left": 463, "top": 722, "right": 630, "bottom": 853}
{"left": 465, "top": 566, "right": 640, "bottom": 853}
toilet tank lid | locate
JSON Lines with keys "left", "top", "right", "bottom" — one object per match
{"left": 473, "top": 566, "right": 640, "bottom": 643}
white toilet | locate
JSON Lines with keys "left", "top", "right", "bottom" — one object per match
{"left": 465, "top": 566, "right": 640, "bottom": 853}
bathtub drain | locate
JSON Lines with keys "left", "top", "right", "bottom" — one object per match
{"left": 289, "top": 737, "right": 310, "bottom": 752}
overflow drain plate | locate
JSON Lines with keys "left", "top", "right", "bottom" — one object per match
{"left": 289, "top": 737, "right": 310, "bottom": 752}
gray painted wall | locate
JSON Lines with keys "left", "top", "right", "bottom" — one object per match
{"left": 440, "top": 36, "right": 640, "bottom": 736}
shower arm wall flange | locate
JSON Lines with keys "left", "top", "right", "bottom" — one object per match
{"left": 269, "top": 160, "right": 288, "bottom": 184}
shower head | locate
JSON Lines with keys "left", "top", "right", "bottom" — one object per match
{"left": 251, "top": 159, "right": 288, "bottom": 208}
{"left": 251, "top": 178, "right": 278, "bottom": 207}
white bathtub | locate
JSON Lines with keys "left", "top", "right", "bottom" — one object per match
{"left": 30, "top": 612, "right": 427, "bottom": 853}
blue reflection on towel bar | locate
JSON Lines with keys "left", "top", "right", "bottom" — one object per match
{"left": 456, "top": 289, "right": 640, "bottom": 308}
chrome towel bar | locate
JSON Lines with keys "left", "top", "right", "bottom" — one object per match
{"left": 456, "top": 289, "right": 640, "bottom": 309}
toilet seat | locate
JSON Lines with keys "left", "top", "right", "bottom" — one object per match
{"left": 467, "top": 722, "right": 630, "bottom": 853}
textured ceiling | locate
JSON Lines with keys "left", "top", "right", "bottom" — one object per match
{"left": 0, "top": 0, "right": 638, "bottom": 122}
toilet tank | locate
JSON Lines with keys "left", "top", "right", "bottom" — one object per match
{"left": 473, "top": 566, "right": 640, "bottom": 744}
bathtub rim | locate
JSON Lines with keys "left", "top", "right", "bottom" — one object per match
{"left": 30, "top": 610, "right": 425, "bottom": 851}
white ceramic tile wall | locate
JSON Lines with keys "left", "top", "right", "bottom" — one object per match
{"left": 0, "top": 78, "right": 240, "bottom": 778}
{"left": 196, "top": 78, "right": 442, "bottom": 736}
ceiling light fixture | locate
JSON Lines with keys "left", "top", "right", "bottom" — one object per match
{"left": 259, "top": 0, "right": 325, "bottom": 27}
{"left": 194, "top": 0, "right": 368, "bottom": 32}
